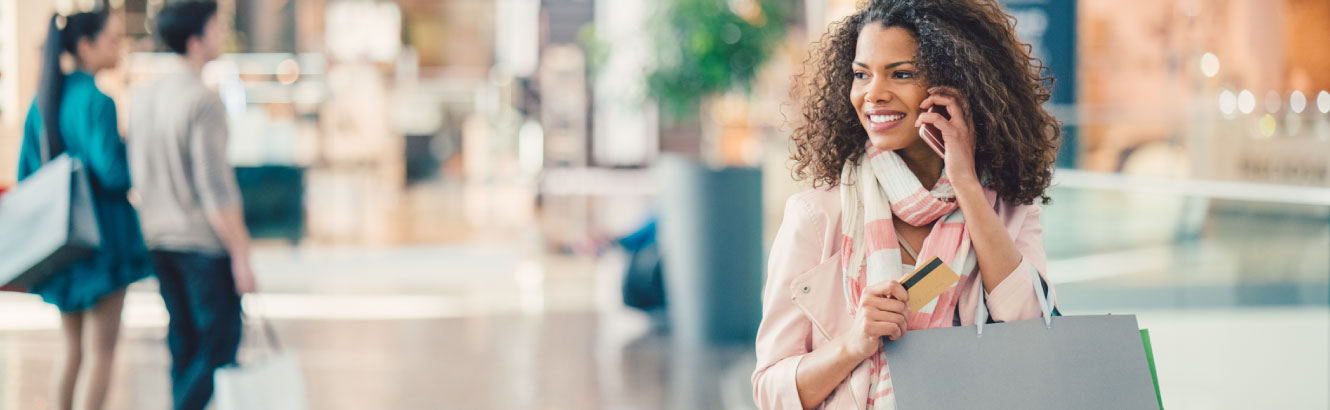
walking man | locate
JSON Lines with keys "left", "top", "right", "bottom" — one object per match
{"left": 127, "top": 2, "right": 255, "bottom": 409}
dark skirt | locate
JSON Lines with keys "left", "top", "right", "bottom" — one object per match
{"left": 30, "top": 198, "right": 153, "bottom": 312}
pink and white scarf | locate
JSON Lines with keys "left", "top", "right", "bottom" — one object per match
{"left": 839, "top": 145, "right": 975, "bottom": 409}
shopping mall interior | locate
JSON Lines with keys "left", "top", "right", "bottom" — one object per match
{"left": 0, "top": 0, "right": 1327, "bottom": 409}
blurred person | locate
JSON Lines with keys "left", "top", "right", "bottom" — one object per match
{"left": 17, "top": 8, "right": 151, "bottom": 410}
{"left": 125, "top": 2, "right": 253, "bottom": 409}
{"left": 752, "top": 0, "right": 1062, "bottom": 409}
{"left": 617, "top": 214, "right": 665, "bottom": 313}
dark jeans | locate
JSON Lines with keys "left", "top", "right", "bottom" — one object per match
{"left": 151, "top": 250, "right": 243, "bottom": 410}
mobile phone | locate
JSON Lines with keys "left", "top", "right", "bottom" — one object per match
{"left": 918, "top": 104, "right": 950, "bottom": 157}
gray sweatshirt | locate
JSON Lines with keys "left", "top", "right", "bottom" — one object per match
{"left": 127, "top": 65, "right": 240, "bottom": 255}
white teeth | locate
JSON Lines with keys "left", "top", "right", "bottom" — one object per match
{"left": 869, "top": 114, "right": 904, "bottom": 123}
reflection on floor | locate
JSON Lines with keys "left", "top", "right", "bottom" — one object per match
{"left": 0, "top": 246, "right": 759, "bottom": 410}
{"left": 0, "top": 312, "right": 755, "bottom": 410}
{"left": 0, "top": 237, "right": 1327, "bottom": 409}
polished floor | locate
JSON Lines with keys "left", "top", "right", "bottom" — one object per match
{"left": 0, "top": 312, "right": 757, "bottom": 410}
{"left": 0, "top": 246, "right": 759, "bottom": 410}
{"left": 2, "top": 243, "right": 1326, "bottom": 410}
{"left": 1, "top": 182, "right": 1328, "bottom": 409}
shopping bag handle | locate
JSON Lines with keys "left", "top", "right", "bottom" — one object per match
{"left": 974, "top": 264, "right": 1055, "bottom": 336}
{"left": 241, "top": 294, "right": 284, "bottom": 353}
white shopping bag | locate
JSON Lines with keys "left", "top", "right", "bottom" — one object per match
{"left": 213, "top": 311, "right": 308, "bottom": 410}
{"left": 214, "top": 352, "right": 308, "bottom": 410}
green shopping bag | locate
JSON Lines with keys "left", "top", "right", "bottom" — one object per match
{"left": 1141, "top": 329, "right": 1163, "bottom": 410}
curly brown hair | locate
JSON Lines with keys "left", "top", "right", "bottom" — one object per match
{"left": 790, "top": 0, "right": 1060, "bottom": 205}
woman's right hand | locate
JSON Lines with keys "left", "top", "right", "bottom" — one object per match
{"left": 792, "top": 279, "right": 911, "bottom": 409}
{"left": 840, "top": 280, "right": 910, "bottom": 360}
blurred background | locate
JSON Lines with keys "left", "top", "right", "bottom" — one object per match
{"left": 0, "top": 0, "right": 1327, "bottom": 409}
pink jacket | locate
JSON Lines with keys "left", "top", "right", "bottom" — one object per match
{"left": 752, "top": 186, "right": 1057, "bottom": 410}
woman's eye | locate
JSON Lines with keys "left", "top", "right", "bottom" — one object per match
{"left": 892, "top": 71, "right": 915, "bottom": 80}
{"left": 853, "top": 72, "right": 868, "bottom": 80}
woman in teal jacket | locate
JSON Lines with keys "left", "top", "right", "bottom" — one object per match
{"left": 16, "top": 10, "right": 151, "bottom": 410}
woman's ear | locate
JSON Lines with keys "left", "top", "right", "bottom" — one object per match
{"left": 75, "top": 37, "right": 97, "bottom": 64}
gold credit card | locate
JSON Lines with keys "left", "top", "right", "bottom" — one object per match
{"left": 900, "top": 257, "right": 960, "bottom": 311}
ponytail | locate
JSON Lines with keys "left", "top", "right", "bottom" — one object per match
{"left": 36, "top": 14, "right": 64, "bottom": 161}
{"left": 33, "top": 10, "right": 110, "bottom": 161}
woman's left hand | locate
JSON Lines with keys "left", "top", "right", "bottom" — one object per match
{"left": 917, "top": 86, "right": 979, "bottom": 187}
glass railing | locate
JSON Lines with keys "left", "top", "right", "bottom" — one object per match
{"left": 1042, "top": 170, "right": 1329, "bottom": 409}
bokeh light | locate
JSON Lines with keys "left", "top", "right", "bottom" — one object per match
{"left": 1218, "top": 89, "right": 1237, "bottom": 115}
{"left": 1259, "top": 114, "right": 1277, "bottom": 137}
{"left": 1238, "top": 89, "right": 1256, "bottom": 114}
{"left": 276, "top": 59, "right": 301, "bottom": 85}
{"left": 1290, "top": 90, "right": 1307, "bottom": 113}
{"left": 1200, "top": 52, "right": 1220, "bottom": 77}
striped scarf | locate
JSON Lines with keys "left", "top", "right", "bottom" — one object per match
{"left": 840, "top": 145, "right": 975, "bottom": 409}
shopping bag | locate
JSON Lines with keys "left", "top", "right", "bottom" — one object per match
{"left": 1141, "top": 329, "right": 1163, "bottom": 409}
{"left": 214, "top": 317, "right": 308, "bottom": 410}
{"left": 0, "top": 153, "right": 101, "bottom": 291}
{"left": 880, "top": 267, "right": 1161, "bottom": 409}
{"left": 0, "top": 185, "right": 17, "bottom": 293}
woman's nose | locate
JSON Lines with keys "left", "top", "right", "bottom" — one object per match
{"left": 865, "top": 82, "right": 893, "bottom": 104}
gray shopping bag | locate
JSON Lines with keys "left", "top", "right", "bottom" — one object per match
{"left": 881, "top": 268, "right": 1160, "bottom": 410}
{"left": 1, "top": 119, "right": 101, "bottom": 290}
{"left": 0, "top": 154, "right": 101, "bottom": 289}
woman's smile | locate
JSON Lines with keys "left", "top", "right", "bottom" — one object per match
{"left": 863, "top": 108, "right": 907, "bottom": 132}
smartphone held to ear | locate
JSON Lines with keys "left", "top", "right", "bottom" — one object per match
{"left": 919, "top": 105, "right": 949, "bottom": 158}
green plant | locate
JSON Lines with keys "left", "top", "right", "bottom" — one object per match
{"left": 647, "top": 0, "right": 787, "bottom": 120}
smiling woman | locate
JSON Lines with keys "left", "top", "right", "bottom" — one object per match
{"left": 754, "top": 1, "right": 1064, "bottom": 409}
{"left": 791, "top": 0, "right": 1060, "bottom": 206}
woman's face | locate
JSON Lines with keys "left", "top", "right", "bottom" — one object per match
{"left": 850, "top": 23, "right": 929, "bottom": 152}
{"left": 77, "top": 16, "right": 123, "bottom": 72}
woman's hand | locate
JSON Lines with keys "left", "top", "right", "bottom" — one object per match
{"left": 795, "top": 280, "right": 910, "bottom": 409}
{"left": 917, "top": 86, "right": 980, "bottom": 188}
{"left": 839, "top": 280, "right": 910, "bottom": 360}
{"left": 918, "top": 87, "right": 1027, "bottom": 294}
